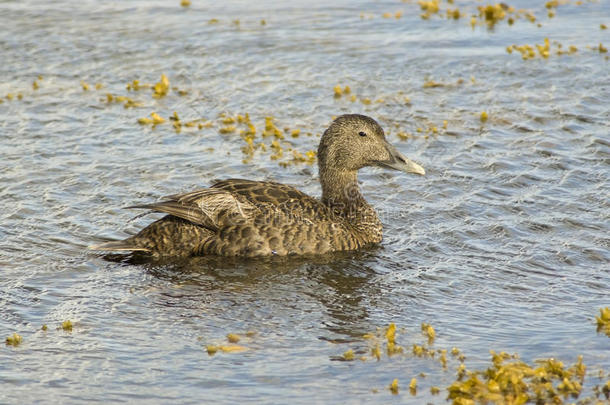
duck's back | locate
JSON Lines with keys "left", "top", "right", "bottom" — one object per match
{"left": 115, "top": 179, "right": 378, "bottom": 257}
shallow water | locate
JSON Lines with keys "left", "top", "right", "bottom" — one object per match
{"left": 1, "top": 0, "right": 609, "bottom": 403}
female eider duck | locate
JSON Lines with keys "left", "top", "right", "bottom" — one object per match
{"left": 91, "top": 114, "right": 425, "bottom": 257}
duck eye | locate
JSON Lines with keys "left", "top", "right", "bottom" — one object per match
{"left": 358, "top": 131, "right": 367, "bottom": 137}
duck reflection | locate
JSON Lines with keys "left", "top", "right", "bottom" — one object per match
{"left": 103, "top": 249, "right": 386, "bottom": 340}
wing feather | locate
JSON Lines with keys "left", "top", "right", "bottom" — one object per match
{"left": 127, "top": 188, "right": 256, "bottom": 231}
{"left": 126, "top": 179, "right": 328, "bottom": 232}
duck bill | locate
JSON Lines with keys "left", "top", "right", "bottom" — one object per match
{"left": 376, "top": 142, "right": 425, "bottom": 175}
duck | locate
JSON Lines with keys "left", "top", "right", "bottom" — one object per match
{"left": 90, "top": 114, "right": 425, "bottom": 257}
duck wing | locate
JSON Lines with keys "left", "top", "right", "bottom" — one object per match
{"left": 210, "top": 178, "right": 318, "bottom": 206}
{"left": 127, "top": 188, "right": 256, "bottom": 231}
{"left": 211, "top": 178, "right": 333, "bottom": 221}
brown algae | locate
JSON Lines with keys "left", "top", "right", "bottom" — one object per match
{"left": 5, "top": 333, "right": 23, "bottom": 346}
{"left": 389, "top": 378, "right": 399, "bottom": 394}
{"left": 596, "top": 307, "right": 610, "bottom": 337}
{"left": 337, "top": 322, "right": 607, "bottom": 403}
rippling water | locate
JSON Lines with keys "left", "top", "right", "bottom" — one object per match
{"left": 1, "top": 0, "right": 609, "bottom": 403}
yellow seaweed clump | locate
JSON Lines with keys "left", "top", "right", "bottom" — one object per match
{"left": 412, "top": 343, "right": 436, "bottom": 358}
{"left": 389, "top": 378, "right": 399, "bottom": 394}
{"left": 448, "top": 351, "right": 587, "bottom": 404}
{"left": 138, "top": 112, "right": 166, "bottom": 126}
{"left": 397, "top": 131, "right": 412, "bottom": 140}
{"left": 6, "top": 92, "right": 24, "bottom": 101}
{"left": 283, "top": 150, "right": 316, "bottom": 166}
{"left": 61, "top": 320, "right": 73, "bottom": 331}
{"left": 359, "top": 323, "right": 409, "bottom": 361}
{"left": 151, "top": 112, "right": 166, "bottom": 125}
{"left": 508, "top": 44, "right": 536, "bottom": 60}
{"left": 446, "top": 9, "right": 460, "bottom": 20}
{"left": 386, "top": 323, "right": 396, "bottom": 344}
{"left": 545, "top": 0, "right": 559, "bottom": 9}
{"left": 206, "top": 344, "right": 247, "bottom": 355}
{"left": 227, "top": 333, "right": 240, "bottom": 343}
{"left": 270, "top": 140, "right": 283, "bottom": 160}
{"left": 409, "top": 377, "right": 417, "bottom": 395}
{"left": 478, "top": 3, "right": 508, "bottom": 27}
{"left": 421, "top": 322, "right": 436, "bottom": 343}
{"left": 170, "top": 111, "right": 182, "bottom": 133}
{"left": 384, "top": 323, "right": 404, "bottom": 355}
{"left": 153, "top": 74, "right": 170, "bottom": 98}
{"left": 536, "top": 38, "right": 551, "bottom": 58}
{"left": 333, "top": 85, "right": 351, "bottom": 98}
{"left": 6, "top": 333, "right": 22, "bottom": 346}
{"left": 263, "top": 116, "right": 284, "bottom": 139}
{"left": 423, "top": 80, "right": 444, "bottom": 88}
{"left": 596, "top": 307, "right": 610, "bottom": 336}
{"left": 439, "top": 349, "right": 448, "bottom": 369}
{"left": 126, "top": 79, "right": 152, "bottom": 91}
{"left": 418, "top": 0, "right": 440, "bottom": 19}
{"left": 342, "top": 349, "right": 355, "bottom": 361}
{"left": 508, "top": 38, "right": 580, "bottom": 60}
{"left": 219, "top": 125, "right": 236, "bottom": 134}
{"left": 105, "top": 93, "right": 142, "bottom": 108}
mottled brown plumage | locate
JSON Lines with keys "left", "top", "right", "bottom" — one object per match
{"left": 91, "top": 114, "right": 425, "bottom": 257}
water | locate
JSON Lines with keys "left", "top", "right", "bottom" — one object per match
{"left": 1, "top": 0, "right": 609, "bottom": 403}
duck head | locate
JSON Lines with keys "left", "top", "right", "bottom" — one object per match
{"left": 317, "top": 114, "right": 425, "bottom": 176}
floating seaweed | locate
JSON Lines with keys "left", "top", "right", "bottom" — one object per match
{"left": 421, "top": 322, "right": 436, "bottom": 344}
{"left": 342, "top": 349, "right": 355, "bottom": 361}
{"left": 5, "top": 333, "right": 22, "bottom": 346}
{"left": 152, "top": 74, "right": 170, "bottom": 98}
{"left": 447, "top": 352, "right": 588, "bottom": 404}
{"left": 209, "top": 345, "right": 247, "bottom": 354}
{"left": 506, "top": 38, "right": 582, "bottom": 59}
{"left": 596, "top": 307, "right": 610, "bottom": 337}
{"left": 389, "top": 378, "right": 399, "bottom": 394}
{"left": 227, "top": 333, "right": 240, "bottom": 343}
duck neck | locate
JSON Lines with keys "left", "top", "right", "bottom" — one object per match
{"left": 320, "top": 169, "right": 369, "bottom": 214}
{"left": 320, "top": 168, "right": 382, "bottom": 243}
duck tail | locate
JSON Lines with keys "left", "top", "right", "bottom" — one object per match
{"left": 88, "top": 240, "right": 150, "bottom": 252}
